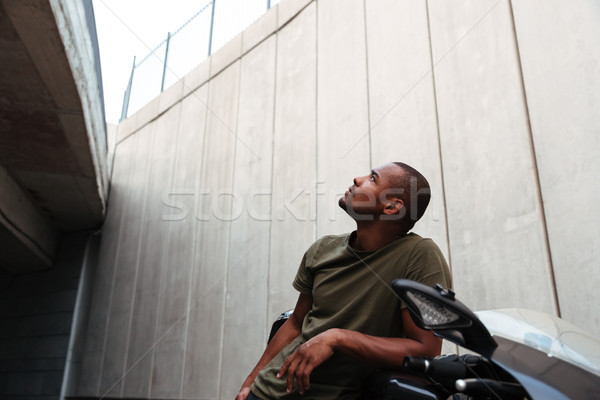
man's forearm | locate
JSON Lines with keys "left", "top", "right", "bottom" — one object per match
{"left": 276, "top": 325, "right": 442, "bottom": 395}
{"left": 328, "top": 328, "right": 442, "bottom": 370}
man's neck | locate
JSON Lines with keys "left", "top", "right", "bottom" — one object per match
{"left": 351, "top": 221, "right": 407, "bottom": 252}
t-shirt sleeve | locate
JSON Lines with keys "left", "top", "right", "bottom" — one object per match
{"left": 402, "top": 238, "right": 452, "bottom": 307}
{"left": 292, "top": 252, "right": 313, "bottom": 294}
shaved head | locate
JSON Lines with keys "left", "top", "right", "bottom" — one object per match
{"left": 389, "top": 162, "right": 431, "bottom": 230}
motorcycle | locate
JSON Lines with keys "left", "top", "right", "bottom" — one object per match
{"left": 270, "top": 280, "right": 600, "bottom": 399}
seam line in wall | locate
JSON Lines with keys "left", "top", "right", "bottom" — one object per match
{"left": 266, "top": 4, "right": 280, "bottom": 343}
{"left": 216, "top": 54, "right": 243, "bottom": 400}
{"left": 314, "top": 0, "right": 319, "bottom": 243}
{"left": 179, "top": 62, "right": 212, "bottom": 399}
{"left": 362, "top": 0, "right": 372, "bottom": 170}
{"left": 508, "top": 0, "right": 560, "bottom": 317}
{"left": 147, "top": 101, "right": 184, "bottom": 398}
{"left": 425, "top": 0, "right": 452, "bottom": 269}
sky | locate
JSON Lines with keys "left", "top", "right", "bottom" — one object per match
{"left": 92, "top": 0, "right": 275, "bottom": 124}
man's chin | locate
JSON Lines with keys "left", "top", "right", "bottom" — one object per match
{"left": 338, "top": 197, "right": 348, "bottom": 211}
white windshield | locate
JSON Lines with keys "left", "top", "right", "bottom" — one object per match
{"left": 475, "top": 309, "right": 600, "bottom": 377}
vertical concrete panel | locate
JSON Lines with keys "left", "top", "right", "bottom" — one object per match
{"left": 151, "top": 87, "right": 209, "bottom": 398}
{"left": 121, "top": 106, "right": 179, "bottom": 398}
{"left": 98, "top": 125, "right": 154, "bottom": 397}
{"left": 365, "top": 0, "right": 449, "bottom": 257}
{"left": 77, "top": 137, "right": 134, "bottom": 397}
{"left": 144, "top": 107, "right": 188, "bottom": 399}
{"left": 429, "top": 0, "right": 556, "bottom": 312}
{"left": 219, "top": 37, "right": 277, "bottom": 400}
{"left": 511, "top": 0, "right": 600, "bottom": 335}
{"left": 182, "top": 62, "right": 240, "bottom": 399}
{"left": 268, "top": 3, "right": 317, "bottom": 324}
{"left": 316, "top": 0, "right": 370, "bottom": 237}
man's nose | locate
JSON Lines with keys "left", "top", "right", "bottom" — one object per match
{"left": 354, "top": 175, "right": 366, "bottom": 186}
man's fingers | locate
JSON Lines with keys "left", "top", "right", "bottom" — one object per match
{"left": 295, "top": 358, "right": 308, "bottom": 394}
{"left": 277, "top": 338, "right": 331, "bottom": 395}
{"left": 285, "top": 357, "right": 301, "bottom": 393}
{"left": 277, "top": 352, "right": 294, "bottom": 378}
{"left": 300, "top": 362, "right": 314, "bottom": 394}
{"left": 296, "top": 358, "right": 311, "bottom": 395}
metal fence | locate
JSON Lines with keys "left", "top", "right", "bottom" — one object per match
{"left": 120, "top": 0, "right": 281, "bottom": 121}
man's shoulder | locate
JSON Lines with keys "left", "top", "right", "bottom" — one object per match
{"left": 403, "top": 232, "right": 441, "bottom": 248}
{"left": 406, "top": 233, "right": 443, "bottom": 251}
{"left": 301, "top": 233, "right": 351, "bottom": 265}
{"left": 386, "top": 232, "right": 429, "bottom": 250}
{"left": 385, "top": 233, "right": 445, "bottom": 261}
{"left": 307, "top": 233, "right": 350, "bottom": 252}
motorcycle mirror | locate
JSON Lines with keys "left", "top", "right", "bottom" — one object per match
{"left": 392, "top": 279, "right": 498, "bottom": 358}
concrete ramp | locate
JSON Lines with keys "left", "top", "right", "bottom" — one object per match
{"left": 0, "top": 0, "right": 108, "bottom": 273}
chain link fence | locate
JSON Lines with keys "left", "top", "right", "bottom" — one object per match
{"left": 121, "top": 0, "right": 281, "bottom": 121}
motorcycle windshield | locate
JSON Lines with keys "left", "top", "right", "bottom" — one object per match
{"left": 475, "top": 308, "right": 600, "bottom": 377}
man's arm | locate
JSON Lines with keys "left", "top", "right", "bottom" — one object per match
{"left": 278, "top": 308, "right": 441, "bottom": 395}
{"left": 236, "top": 292, "right": 313, "bottom": 400}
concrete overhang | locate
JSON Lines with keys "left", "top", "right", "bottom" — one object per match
{"left": 0, "top": 0, "right": 108, "bottom": 273}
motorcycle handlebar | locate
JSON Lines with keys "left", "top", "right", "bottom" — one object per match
{"left": 403, "top": 356, "right": 467, "bottom": 379}
{"left": 404, "top": 357, "right": 528, "bottom": 398}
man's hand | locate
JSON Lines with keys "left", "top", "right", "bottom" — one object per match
{"left": 277, "top": 329, "right": 341, "bottom": 395}
{"left": 235, "top": 386, "right": 251, "bottom": 400}
{"left": 277, "top": 310, "right": 441, "bottom": 395}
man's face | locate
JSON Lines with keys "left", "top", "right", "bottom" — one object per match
{"left": 338, "top": 163, "right": 405, "bottom": 220}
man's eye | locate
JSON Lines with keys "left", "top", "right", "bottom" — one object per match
{"left": 370, "top": 175, "right": 375, "bottom": 181}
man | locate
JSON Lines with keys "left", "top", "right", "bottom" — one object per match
{"left": 237, "top": 162, "right": 452, "bottom": 400}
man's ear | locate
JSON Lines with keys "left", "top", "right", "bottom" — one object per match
{"left": 383, "top": 199, "right": 404, "bottom": 215}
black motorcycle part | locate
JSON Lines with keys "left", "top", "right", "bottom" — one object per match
{"left": 391, "top": 279, "right": 498, "bottom": 358}
{"left": 267, "top": 309, "right": 293, "bottom": 344}
{"left": 403, "top": 355, "right": 467, "bottom": 379}
{"left": 455, "top": 378, "right": 527, "bottom": 399}
{"left": 361, "top": 371, "right": 448, "bottom": 400}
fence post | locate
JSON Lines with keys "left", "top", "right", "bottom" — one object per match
{"left": 120, "top": 56, "right": 136, "bottom": 122}
{"left": 161, "top": 32, "right": 171, "bottom": 92}
{"left": 208, "top": 0, "right": 216, "bottom": 56}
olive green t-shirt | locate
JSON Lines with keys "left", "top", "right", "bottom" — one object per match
{"left": 252, "top": 232, "right": 452, "bottom": 400}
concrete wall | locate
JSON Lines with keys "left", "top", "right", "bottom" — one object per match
{"left": 0, "top": 233, "right": 94, "bottom": 400}
{"left": 77, "top": 0, "right": 600, "bottom": 399}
